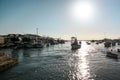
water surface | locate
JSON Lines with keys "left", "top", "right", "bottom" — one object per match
{"left": 1, "top": 41, "right": 120, "bottom": 80}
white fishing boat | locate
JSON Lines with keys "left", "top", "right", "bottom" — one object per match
{"left": 106, "top": 42, "right": 118, "bottom": 59}
{"left": 34, "top": 40, "right": 44, "bottom": 48}
{"left": 71, "top": 37, "right": 81, "bottom": 50}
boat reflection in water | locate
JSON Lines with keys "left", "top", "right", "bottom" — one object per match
{"left": 69, "top": 41, "right": 93, "bottom": 80}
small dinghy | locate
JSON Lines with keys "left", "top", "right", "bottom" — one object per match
{"left": 106, "top": 51, "right": 118, "bottom": 59}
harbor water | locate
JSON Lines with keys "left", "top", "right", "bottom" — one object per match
{"left": 1, "top": 41, "right": 120, "bottom": 80}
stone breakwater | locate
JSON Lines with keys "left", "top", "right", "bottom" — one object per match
{"left": 0, "top": 53, "right": 18, "bottom": 72}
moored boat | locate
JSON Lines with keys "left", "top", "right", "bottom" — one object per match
{"left": 71, "top": 37, "right": 81, "bottom": 50}
{"left": 117, "top": 49, "right": 120, "bottom": 52}
{"left": 104, "top": 41, "right": 111, "bottom": 48}
{"left": 106, "top": 51, "right": 118, "bottom": 59}
{"left": 86, "top": 42, "right": 90, "bottom": 45}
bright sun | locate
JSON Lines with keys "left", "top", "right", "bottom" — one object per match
{"left": 70, "top": 1, "right": 94, "bottom": 21}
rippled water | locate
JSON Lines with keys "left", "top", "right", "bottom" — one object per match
{"left": 1, "top": 41, "right": 120, "bottom": 80}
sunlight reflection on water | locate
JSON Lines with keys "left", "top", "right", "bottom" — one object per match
{"left": 73, "top": 41, "right": 94, "bottom": 80}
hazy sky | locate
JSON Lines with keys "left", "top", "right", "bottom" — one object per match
{"left": 0, "top": 0, "right": 120, "bottom": 40}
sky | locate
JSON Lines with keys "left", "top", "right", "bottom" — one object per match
{"left": 0, "top": 0, "right": 120, "bottom": 40}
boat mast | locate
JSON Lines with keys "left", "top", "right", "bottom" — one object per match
{"left": 36, "top": 28, "right": 38, "bottom": 36}
{"left": 104, "top": 32, "right": 106, "bottom": 39}
{"left": 36, "top": 28, "right": 38, "bottom": 40}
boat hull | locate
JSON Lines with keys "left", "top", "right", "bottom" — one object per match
{"left": 106, "top": 52, "right": 118, "bottom": 59}
{"left": 71, "top": 44, "right": 81, "bottom": 50}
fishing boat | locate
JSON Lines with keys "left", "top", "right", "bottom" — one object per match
{"left": 34, "top": 40, "right": 44, "bottom": 48}
{"left": 106, "top": 51, "right": 118, "bottom": 59}
{"left": 71, "top": 37, "right": 81, "bottom": 50}
{"left": 117, "top": 49, "right": 120, "bottom": 52}
{"left": 86, "top": 42, "right": 90, "bottom": 45}
{"left": 104, "top": 41, "right": 111, "bottom": 48}
{"left": 106, "top": 40, "right": 118, "bottom": 59}
{"left": 111, "top": 41, "right": 116, "bottom": 46}
{"left": 96, "top": 42, "right": 99, "bottom": 45}
{"left": 117, "top": 41, "right": 120, "bottom": 45}
{"left": 34, "top": 28, "right": 44, "bottom": 48}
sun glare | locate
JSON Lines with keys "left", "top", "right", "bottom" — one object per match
{"left": 70, "top": 1, "right": 94, "bottom": 21}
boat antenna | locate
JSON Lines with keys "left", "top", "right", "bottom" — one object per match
{"left": 36, "top": 28, "right": 38, "bottom": 40}
{"left": 36, "top": 28, "right": 38, "bottom": 35}
{"left": 104, "top": 32, "right": 106, "bottom": 39}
